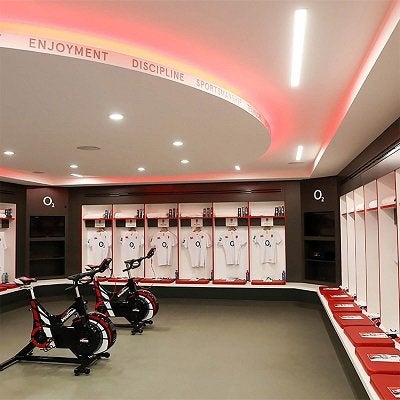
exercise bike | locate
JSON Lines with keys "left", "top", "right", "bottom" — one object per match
{"left": 0, "top": 258, "right": 117, "bottom": 376}
{"left": 92, "top": 248, "right": 159, "bottom": 335}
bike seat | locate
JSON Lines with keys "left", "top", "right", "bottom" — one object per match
{"left": 15, "top": 276, "right": 37, "bottom": 286}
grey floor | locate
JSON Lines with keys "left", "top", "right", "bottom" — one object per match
{"left": 0, "top": 298, "right": 365, "bottom": 400}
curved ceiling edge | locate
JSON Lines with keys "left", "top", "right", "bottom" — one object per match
{"left": 0, "top": 22, "right": 270, "bottom": 133}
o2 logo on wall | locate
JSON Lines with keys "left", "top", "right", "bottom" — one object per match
{"left": 313, "top": 189, "right": 325, "bottom": 203}
{"left": 42, "top": 196, "right": 55, "bottom": 208}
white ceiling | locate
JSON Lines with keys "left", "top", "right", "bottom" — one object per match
{"left": 0, "top": 0, "right": 399, "bottom": 186}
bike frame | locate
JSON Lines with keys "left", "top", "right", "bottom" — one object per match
{"left": 0, "top": 258, "right": 116, "bottom": 375}
{"left": 92, "top": 248, "right": 158, "bottom": 333}
{"left": 29, "top": 282, "right": 88, "bottom": 348}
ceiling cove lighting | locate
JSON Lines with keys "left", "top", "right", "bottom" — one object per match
{"left": 296, "top": 145, "right": 304, "bottom": 161}
{"left": 3, "top": 150, "right": 14, "bottom": 156}
{"left": 173, "top": 140, "right": 183, "bottom": 147}
{"left": 108, "top": 113, "right": 124, "bottom": 121}
{"left": 290, "top": 9, "right": 308, "bottom": 87}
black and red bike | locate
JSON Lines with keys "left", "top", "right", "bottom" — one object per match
{"left": 0, "top": 258, "right": 117, "bottom": 376}
{"left": 92, "top": 248, "right": 159, "bottom": 334}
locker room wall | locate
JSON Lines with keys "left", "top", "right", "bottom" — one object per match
{"left": 67, "top": 180, "right": 306, "bottom": 282}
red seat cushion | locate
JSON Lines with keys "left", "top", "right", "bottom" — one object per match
{"left": 176, "top": 279, "right": 210, "bottom": 284}
{"left": 333, "top": 312, "right": 374, "bottom": 327}
{"left": 329, "top": 301, "right": 362, "bottom": 313}
{"left": 356, "top": 347, "right": 400, "bottom": 375}
{"left": 319, "top": 286, "right": 345, "bottom": 295}
{"left": 324, "top": 292, "right": 354, "bottom": 302}
{"left": 108, "top": 278, "right": 128, "bottom": 283}
{"left": 3, "top": 282, "right": 18, "bottom": 289}
{"left": 140, "top": 278, "right": 175, "bottom": 284}
{"left": 213, "top": 279, "right": 247, "bottom": 285}
{"left": 370, "top": 374, "right": 400, "bottom": 399}
{"left": 251, "top": 280, "right": 285, "bottom": 285}
{"left": 344, "top": 326, "right": 394, "bottom": 347}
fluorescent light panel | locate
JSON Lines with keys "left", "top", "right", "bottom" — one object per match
{"left": 296, "top": 145, "right": 304, "bottom": 161}
{"left": 290, "top": 9, "right": 307, "bottom": 87}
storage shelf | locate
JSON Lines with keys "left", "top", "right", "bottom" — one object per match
{"left": 29, "top": 237, "right": 65, "bottom": 242}
{"left": 304, "top": 236, "right": 335, "bottom": 241}
{"left": 29, "top": 216, "right": 66, "bottom": 278}
{"left": 114, "top": 217, "right": 144, "bottom": 220}
{"left": 380, "top": 203, "right": 396, "bottom": 209}
{"left": 29, "top": 257, "right": 65, "bottom": 261}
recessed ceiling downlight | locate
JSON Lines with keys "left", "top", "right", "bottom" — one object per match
{"left": 77, "top": 146, "right": 101, "bottom": 151}
{"left": 173, "top": 141, "right": 183, "bottom": 147}
{"left": 109, "top": 113, "right": 124, "bottom": 121}
{"left": 138, "top": 167, "right": 145, "bottom": 172}
{"left": 3, "top": 150, "right": 14, "bottom": 156}
{"left": 180, "top": 159, "right": 190, "bottom": 164}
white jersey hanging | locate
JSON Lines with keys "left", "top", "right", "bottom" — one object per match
{"left": 87, "top": 230, "right": 112, "bottom": 265}
{"left": 150, "top": 230, "right": 177, "bottom": 266}
{"left": 217, "top": 230, "right": 246, "bottom": 265}
{"left": 0, "top": 232, "right": 7, "bottom": 274}
{"left": 253, "top": 229, "right": 282, "bottom": 263}
{"left": 120, "top": 230, "right": 144, "bottom": 261}
{"left": 182, "top": 230, "right": 211, "bottom": 268}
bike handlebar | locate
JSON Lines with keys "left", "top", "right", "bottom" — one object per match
{"left": 67, "top": 258, "right": 112, "bottom": 283}
{"left": 123, "top": 248, "right": 156, "bottom": 272}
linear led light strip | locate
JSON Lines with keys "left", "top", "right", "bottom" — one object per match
{"left": 291, "top": 9, "right": 308, "bottom": 88}
{"left": 296, "top": 145, "right": 304, "bottom": 161}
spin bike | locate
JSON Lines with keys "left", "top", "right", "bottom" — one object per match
{"left": 0, "top": 258, "right": 117, "bottom": 376}
{"left": 92, "top": 248, "right": 159, "bottom": 335}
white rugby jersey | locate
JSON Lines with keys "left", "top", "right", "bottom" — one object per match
{"left": 252, "top": 229, "right": 282, "bottom": 264}
{"left": 217, "top": 230, "right": 246, "bottom": 265}
{"left": 87, "top": 230, "right": 112, "bottom": 265}
{"left": 120, "top": 230, "right": 144, "bottom": 261}
{"left": 0, "top": 232, "right": 7, "bottom": 273}
{"left": 150, "top": 230, "right": 177, "bottom": 266}
{"left": 182, "top": 230, "right": 211, "bottom": 268}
